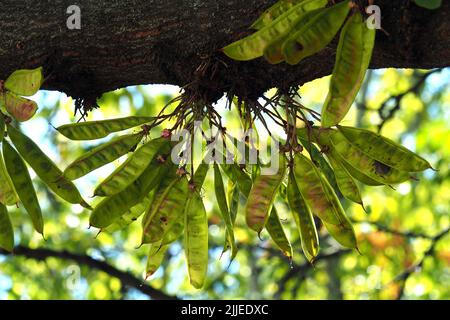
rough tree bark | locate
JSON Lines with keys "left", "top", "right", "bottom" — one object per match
{"left": 0, "top": 0, "right": 449, "bottom": 103}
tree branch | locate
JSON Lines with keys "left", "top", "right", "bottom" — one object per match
{"left": 0, "top": 245, "right": 178, "bottom": 300}
{"left": 393, "top": 226, "right": 450, "bottom": 299}
{"left": 0, "top": 1, "right": 449, "bottom": 101}
{"left": 376, "top": 68, "right": 443, "bottom": 131}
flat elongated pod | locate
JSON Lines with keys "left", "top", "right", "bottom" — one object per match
{"left": 322, "top": 176, "right": 358, "bottom": 249}
{"left": 184, "top": 192, "right": 209, "bottom": 289}
{"left": 145, "top": 241, "right": 169, "bottom": 279}
{"left": 326, "top": 152, "right": 364, "bottom": 206}
{"left": 264, "top": 7, "right": 324, "bottom": 64}
{"left": 57, "top": 116, "right": 154, "bottom": 140}
{"left": 3, "top": 141, "right": 43, "bottom": 234}
{"left": 89, "top": 160, "right": 171, "bottom": 228}
{"left": 221, "top": 163, "right": 252, "bottom": 198}
{"left": 337, "top": 126, "right": 432, "bottom": 172}
{"left": 321, "top": 13, "right": 376, "bottom": 127}
{"left": 245, "top": 155, "right": 286, "bottom": 234}
{"left": 157, "top": 163, "right": 210, "bottom": 247}
{"left": 64, "top": 133, "right": 144, "bottom": 180}
{"left": 4, "top": 92, "right": 38, "bottom": 122}
{"left": 320, "top": 175, "right": 357, "bottom": 249}
{"left": 94, "top": 138, "right": 167, "bottom": 197}
{"left": 214, "top": 164, "right": 237, "bottom": 260}
{"left": 287, "top": 172, "right": 319, "bottom": 262}
{"left": 266, "top": 207, "right": 293, "bottom": 259}
{"left": 223, "top": 0, "right": 328, "bottom": 61}
{"left": 222, "top": 181, "right": 240, "bottom": 255}
{"left": 7, "top": 125, "right": 88, "bottom": 207}
{"left": 4, "top": 67, "right": 43, "bottom": 96}
{"left": 104, "top": 190, "right": 155, "bottom": 233}
{"left": 299, "top": 136, "right": 339, "bottom": 192}
{"left": 141, "top": 177, "right": 188, "bottom": 244}
{"left": 191, "top": 162, "right": 210, "bottom": 190}
{"left": 283, "top": 0, "right": 351, "bottom": 65}
{"left": 332, "top": 149, "right": 383, "bottom": 186}
{"left": 160, "top": 215, "right": 185, "bottom": 246}
{"left": 296, "top": 126, "right": 336, "bottom": 146}
{"left": 252, "top": 0, "right": 307, "bottom": 30}
{"left": 330, "top": 132, "right": 410, "bottom": 184}
{"left": 0, "top": 150, "right": 19, "bottom": 206}
{"left": 0, "top": 204, "right": 14, "bottom": 252}
{"left": 297, "top": 127, "right": 382, "bottom": 186}
{"left": 323, "top": 220, "right": 357, "bottom": 249}
{"left": 293, "top": 153, "right": 345, "bottom": 226}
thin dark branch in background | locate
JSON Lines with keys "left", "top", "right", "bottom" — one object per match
{"left": 376, "top": 69, "right": 443, "bottom": 131}
{"left": 390, "top": 227, "right": 450, "bottom": 299}
{"left": 0, "top": 245, "right": 178, "bottom": 300}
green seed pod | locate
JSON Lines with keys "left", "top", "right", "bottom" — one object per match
{"left": 104, "top": 190, "right": 155, "bottom": 233}
{"left": 214, "top": 164, "right": 237, "bottom": 260}
{"left": 3, "top": 140, "right": 43, "bottom": 235}
{"left": 287, "top": 171, "right": 319, "bottom": 262}
{"left": 333, "top": 150, "right": 383, "bottom": 186}
{"left": 223, "top": 0, "right": 328, "bottom": 61}
{"left": 326, "top": 152, "right": 364, "bottom": 206}
{"left": 0, "top": 150, "right": 19, "bottom": 206}
{"left": 57, "top": 116, "right": 154, "bottom": 141}
{"left": 146, "top": 241, "right": 169, "bottom": 279}
{"left": 7, "top": 124, "right": 88, "bottom": 207}
{"left": 4, "top": 67, "right": 43, "bottom": 96}
{"left": 330, "top": 131, "right": 410, "bottom": 184}
{"left": 283, "top": 0, "right": 351, "bottom": 65}
{"left": 245, "top": 155, "right": 286, "bottom": 235}
{"left": 141, "top": 177, "right": 188, "bottom": 244}
{"left": 0, "top": 204, "right": 14, "bottom": 252}
{"left": 221, "top": 163, "right": 252, "bottom": 198}
{"left": 184, "top": 191, "right": 209, "bottom": 289}
{"left": 4, "top": 92, "right": 38, "bottom": 122}
{"left": 89, "top": 159, "right": 172, "bottom": 229}
{"left": 337, "top": 125, "right": 432, "bottom": 172}
{"left": 251, "top": 0, "right": 307, "bottom": 30}
{"left": 264, "top": 7, "right": 325, "bottom": 64}
{"left": 321, "top": 13, "right": 376, "bottom": 127}
{"left": 94, "top": 137, "right": 167, "bottom": 197}
{"left": 293, "top": 153, "right": 344, "bottom": 226}
{"left": 299, "top": 136, "right": 340, "bottom": 192}
{"left": 266, "top": 207, "right": 293, "bottom": 259}
{"left": 64, "top": 133, "right": 144, "bottom": 181}
{"left": 320, "top": 175, "right": 357, "bottom": 249}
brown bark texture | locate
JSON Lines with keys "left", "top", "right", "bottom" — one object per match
{"left": 0, "top": 0, "right": 449, "bottom": 102}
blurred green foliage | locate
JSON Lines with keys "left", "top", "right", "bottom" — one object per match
{"left": 0, "top": 69, "right": 448, "bottom": 300}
